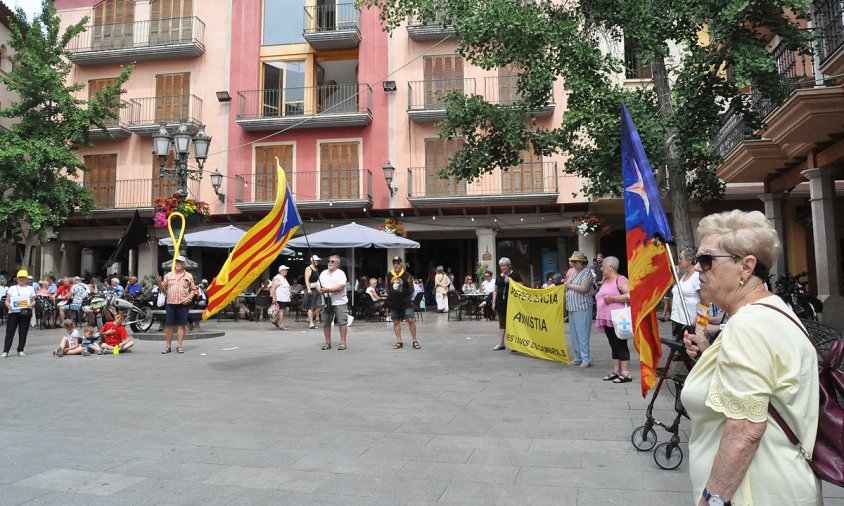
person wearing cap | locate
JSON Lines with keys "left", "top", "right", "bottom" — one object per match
{"left": 491, "top": 258, "right": 522, "bottom": 350}
{"left": 385, "top": 256, "right": 420, "bottom": 349}
{"left": 156, "top": 256, "right": 199, "bottom": 354}
{"left": 565, "top": 251, "right": 596, "bottom": 367}
{"left": 3, "top": 269, "right": 36, "bottom": 357}
{"left": 270, "top": 265, "right": 292, "bottom": 330}
{"left": 303, "top": 254, "right": 323, "bottom": 329}
{"left": 434, "top": 265, "right": 450, "bottom": 312}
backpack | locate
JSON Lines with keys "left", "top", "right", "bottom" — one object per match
{"left": 756, "top": 303, "right": 844, "bottom": 487}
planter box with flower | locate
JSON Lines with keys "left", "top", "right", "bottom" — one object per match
{"left": 571, "top": 212, "right": 611, "bottom": 236}
{"left": 378, "top": 218, "right": 406, "bottom": 237}
{"left": 153, "top": 195, "right": 210, "bottom": 229}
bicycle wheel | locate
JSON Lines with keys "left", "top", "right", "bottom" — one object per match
{"left": 631, "top": 425, "right": 657, "bottom": 451}
{"left": 654, "top": 442, "right": 683, "bottom": 470}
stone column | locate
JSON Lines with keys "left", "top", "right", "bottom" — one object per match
{"left": 802, "top": 168, "right": 844, "bottom": 328}
{"left": 476, "top": 228, "right": 497, "bottom": 272}
{"left": 758, "top": 192, "right": 787, "bottom": 279}
{"left": 40, "top": 243, "right": 60, "bottom": 279}
{"left": 577, "top": 233, "right": 597, "bottom": 263}
{"left": 137, "top": 239, "right": 160, "bottom": 279}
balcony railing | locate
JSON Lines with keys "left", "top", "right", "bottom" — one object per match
{"left": 407, "top": 162, "right": 558, "bottom": 202}
{"left": 483, "top": 76, "right": 554, "bottom": 115}
{"left": 408, "top": 78, "right": 474, "bottom": 110}
{"left": 624, "top": 50, "right": 653, "bottom": 79}
{"left": 814, "top": 0, "right": 844, "bottom": 66}
{"left": 406, "top": 11, "right": 456, "bottom": 40}
{"left": 82, "top": 177, "right": 201, "bottom": 210}
{"left": 303, "top": 3, "right": 360, "bottom": 49}
{"left": 128, "top": 94, "right": 203, "bottom": 135}
{"left": 87, "top": 99, "right": 134, "bottom": 140}
{"left": 67, "top": 17, "right": 206, "bottom": 65}
{"left": 712, "top": 105, "right": 755, "bottom": 159}
{"left": 234, "top": 169, "right": 372, "bottom": 207}
{"left": 236, "top": 84, "right": 372, "bottom": 131}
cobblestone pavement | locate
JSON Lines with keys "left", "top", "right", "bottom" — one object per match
{"left": 1, "top": 312, "right": 842, "bottom": 505}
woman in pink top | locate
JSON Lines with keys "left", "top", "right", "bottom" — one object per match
{"left": 594, "top": 256, "right": 632, "bottom": 383}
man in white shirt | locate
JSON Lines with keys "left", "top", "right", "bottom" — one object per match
{"left": 317, "top": 255, "right": 351, "bottom": 350}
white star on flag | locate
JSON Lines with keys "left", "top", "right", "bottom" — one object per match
{"left": 625, "top": 157, "right": 650, "bottom": 215}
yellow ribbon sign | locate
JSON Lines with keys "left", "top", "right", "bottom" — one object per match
{"left": 505, "top": 280, "right": 570, "bottom": 363}
{"left": 167, "top": 212, "right": 186, "bottom": 272}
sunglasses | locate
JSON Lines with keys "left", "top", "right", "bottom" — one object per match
{"left": 328, "top": 260, "right": 337, "bottom": 264}
{"left": 696, "top": 253, "right": 737, "bottom": 271}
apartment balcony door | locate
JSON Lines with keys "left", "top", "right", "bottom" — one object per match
{"left": 83, "top": 154, "right": 118, "bottom": 208}
{"left": 149, "top": 0, "right": 194, "bottom": 45}
{"left": 424, "top": 138, "right": 466, "bottom": 197}
{"left": 262, "top": 61, "right": 306, "bottom": 118}
{"left": 88, "top": 77, "right": 119, "bottom": 125}
{"left": 320, "top": 142, "right": 360, "bottom": 200}
{"left": 502, "top": 148, "right": 543, "bottom": 194}
{"left": 423, "top": 55, "right": 463, "bottom": 109}
{"left": 255, "top": 145, "right": 294, "bottom": 202}
{"left": 92, "top": 0, "right": 134, "bottom": 50}
{"left": 155, "top": 72, "right": 190, "bottom": 123}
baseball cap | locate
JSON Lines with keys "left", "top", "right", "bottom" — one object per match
{"left": 16, "top": 270, "right": 28, "bottom": 278}
{"left": 309, "top": 255, "right": 321, "bottom": 262}
{"left": 175, "top": 255, "right": 187, "bottom": 262}
{"left": 278, "top": 265, "right": 290, "bottom": 271}
{"left": 392, "top": 256, "right": 403, "bottom": 263}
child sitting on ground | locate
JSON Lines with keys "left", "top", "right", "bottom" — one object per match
{"left": 100, "top": 312, "right": 135, "bottom": 353}
{"left": 81, "top": 325, "right": 103, "bottom": 355}
{"left": 53, "top": 319, "right": 86, "bottom": 357}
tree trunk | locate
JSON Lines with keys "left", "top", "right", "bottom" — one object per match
{"left": 651, "top": 55, "right": 695, "bottom": 250}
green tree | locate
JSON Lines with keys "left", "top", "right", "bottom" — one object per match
{"left": 362, "top": 0, "right": 812, "bottom": 249}
{"left": 0, "top": 0, "right": 132, "bottom": 268}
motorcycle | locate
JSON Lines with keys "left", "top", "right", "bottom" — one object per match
{"left": 774, "top": 272, "right": 823, "bottom": 321}
{"left": 82, "top": 291, "right": 154, "bottom": 333}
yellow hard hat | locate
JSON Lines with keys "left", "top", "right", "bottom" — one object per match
{"left": 16, "top": 269, "right": 28, "bottom": 278}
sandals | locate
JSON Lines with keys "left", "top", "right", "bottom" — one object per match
{"left": 321, "top": 344, "right": 331, "bottom": 350}
{"left": 177, "top": 347, "right": 184, "bottom": 354}
{"left": 492, "top": 344, "right": 506, "bottom": 351}
{"left": 613, "top": 375, "right": 633, "bottom": 384}
{"left": 412, "top": 341, "right": 421, "bottom": 349}
{"left": 393, "top": 342, "right": 403, "bottom": 349}
{"left": 602, "top": 372, "right": 620, "bottom": 381}
{"left": 308, "top": 324, "right": 317, "bottom": 329}
{"left": 161, "top": 347, "right": 171, "bottom": 354}
{"left": 338, "top": 344, "right": 347, "bottom": 351}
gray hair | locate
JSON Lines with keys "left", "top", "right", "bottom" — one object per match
{"left": 696, "top": 210, "right": 781, "bottom": 275}
{"left": 679, "top": 246, "right": 697, "bottom": 264}
{"left": 603, "top": 256, "right": 620, "bottom": 271}
{"left": 498, "top": 257, "right": 511, "bottom": 266}
{"left": 329, "top": 254, "right": 341, "bottom": 264}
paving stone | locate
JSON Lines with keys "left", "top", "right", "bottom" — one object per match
{"left": 467, "top": 448, "right": 582, "bottom": 469}
{"left": 13, "top": 468, "right": 145, "bottom": 497}
{"left": 438, "top": 481, "right": 578, "bottom": 505}
{"left": 203, "top": 465, "right": 333, "bottom": 492}
{"left": 515, "top": 466, "right": 644, "bottom": 491}
{"left": 0, "top": 484, "right": 50, "bottom": 505}
{"left": 396, "top": 460, "right": 520, "bottom": 484}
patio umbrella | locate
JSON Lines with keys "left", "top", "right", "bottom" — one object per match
{"left": 160, "top": 225, "right": 294, "bottom": 255}
{"left": 287, "top": 222, "right": 420, "bottom": 304}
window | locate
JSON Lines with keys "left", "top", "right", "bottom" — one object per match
{"left": 254, "top": 145, "right": 294, "bottom": 201}
{"left": 92, "top": 0, "right": 135, "bottom": 50}
{"left": 88, "top": 78, "right": 120, "bottom": 124}
{"left": 261, "top": 61, "right": 306, "bottom": 117}
{"left": 424, "top": 138, "right": 466, "bottom": 197}
{"left": 320, "top": 142, "right": 360, "bottom": 200}
{"left": 501, "top": 147, "right": 544, "bottom": 194}
{"left": 263, "top": 0, "right": 305, "bottom": 45}
{"left": 151, "top": 151, "right": 179, "bottom": 202}
{"left": 83, "top": 154, "right": 118, "bottom": 208}
{"left": 155, "top": 72, "right": 190, "bottom": 123}
{"left": 623, "top": 38, "right": 652, "bottom": 79}
{"left": 149, "top": 0, "right": 195, "bottom": 45}
{"left": 423, "top": 55, "right": 464, "bottom": 108}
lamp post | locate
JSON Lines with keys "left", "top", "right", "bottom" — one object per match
{"left": 153, "top": 120, "right": 211, "bottom": 197}
{"left": 383, "top": 161, "right": 396, "bottom": 196}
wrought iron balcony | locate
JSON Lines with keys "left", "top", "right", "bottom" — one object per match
{"left": 407, "top": 78, "right": 476, "bottom": 122}
{"left": 236, "top": 84, "right": 372, "bottom": 131}
{"left": 87, "top": 99, "right": 135, "bottom": 140}
{"left": 67, "top": 17, "right": 206, "bottom": 66}
{"left": 814, "top": 0, "right": 844, "bottom": 73}
{"left": 127, "top": 94, "right": 203, "bottom": 136}
{"left": 406, "top": 162, "right": 558, "bottom": 206}
{"left": 303, "top": 3, "right": 360, "bottom": 49}
{"left": 711, "top": 105, "right": 755, "bottom": 160}
{"left": 406, "top": 12, "right": 456, "bottom": 41}
{"left": 483, "top": 76, "right": 554, "bottom": 117}
{"left": 233, "top": 169, "right": 373, "bottom": 211}
{"left": 624, "top": 50, "right": 653, "bottom": 80}
{"left": 82, "top": 177, "right": 201, "bottom": 211}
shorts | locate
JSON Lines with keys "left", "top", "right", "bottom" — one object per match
{"left": 389, "top": 306, "right": 414, "bottom": 322}
{"left": 304, "top": 292, "right": 323, "bottom": 310}
{"left": 166, "top": 304, "right": 190, "bottom": 326}
{"left": 81, "top": 339, "right": 97, "bottom": 350}
{"left": 67, "top": 303, "right": 81, "bottom": 311}
{"left": 276, "top": 301, "right": 289, "bottom": 309}
{"left": 322, "top": 303, "right": 349, "bottom": 327}
{"left": 497, "top": 306, "right": 508, "bottom": 330}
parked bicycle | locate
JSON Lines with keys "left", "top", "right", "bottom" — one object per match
{"left": 773, "top": 272, "right": 823, "bottom": 321}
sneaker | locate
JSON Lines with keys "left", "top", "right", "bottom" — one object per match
{"left": 1, "top": 352, "right": 7, "bottom": 358}
{"left": 579, "top": 362, "right": 592, "bottom": 368}
{"left": 54, "top": 347, "right": 63, "bottom": 357}
{"left": 81, "top": 349, "right": 90, "bottom": 356}
{"left": 18, "top": 351, "right": 26, "bottom": 357}
{"left": 123, "top": 348, "right": 132, "bottom": 353}
{"left": 97, "top": 350, "right": 104, "bottom": 355}
{"left": 346, "top": 315, "right": 354, "bottom": 327}
{"left": 571, "top": 360, "right": 582, "bottom": 366}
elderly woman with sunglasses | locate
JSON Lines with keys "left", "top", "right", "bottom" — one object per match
{"left": 681, "top": 210, "right": 821, "bottom": 506}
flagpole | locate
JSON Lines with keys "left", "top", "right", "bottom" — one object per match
{"left": 663, "top": 242, "right": 695, "bottom": 333}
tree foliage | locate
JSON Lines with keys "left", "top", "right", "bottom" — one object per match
{"left": 362, "top": 0, "right": 812, "bottom": 247}
{"left": 0, "top": 1, "right": 132, "bottom": 250}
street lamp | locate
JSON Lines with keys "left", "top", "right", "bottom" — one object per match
{"left": 383, "top": 161, "right": 396, "bottom": 196}
{"left": 210, "top": 169, "right": 225, "bottom": 203}
{"left": 153, "top": 120, "right": 212, "bottom": 197}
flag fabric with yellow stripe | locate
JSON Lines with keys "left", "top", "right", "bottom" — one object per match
{"left": 202, "top": 160, "right": 300, "bottom": 320}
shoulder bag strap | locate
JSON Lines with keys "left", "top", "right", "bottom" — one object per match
{"left": 752, "top": 302, "right": 812, "bottom": 451}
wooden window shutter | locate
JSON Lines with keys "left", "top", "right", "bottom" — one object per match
{"left": 151, "top": 151, "right": 179, "bottom": 202}
{"left": 155, "top": 72, "right": 190, "bottom": 123}
{"left": 424, "top": 138, "right": 465, "bottom": 197}
{"left": 423, "top": 55, "right": 464, "bottom": 108}
{"left": 89, "top": 78, "right": 120, "bottom": 123}
{"left": 503, "top": 145, "right": 543, "bottom": 193}
{"left": 92, "top": 0, "right": 134, "bottom": 49}
{"left": 254, "top": 145, "right": 293, "bottom": 202}
{"left": 150, "top": 0, "right": 193, "bottom": 44}
{"left": 320, "top": 142, "right": 360, "bottom": 200}
{"left": 83, "top": 154, "right": 117, "bottom": 208}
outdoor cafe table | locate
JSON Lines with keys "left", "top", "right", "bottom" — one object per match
{"left": 462, "top": 292, "right": 488, "bottom": 320}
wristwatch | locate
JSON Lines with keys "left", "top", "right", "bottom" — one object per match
{"left": 702, "top": 487, "right": 731, "bottom": 506}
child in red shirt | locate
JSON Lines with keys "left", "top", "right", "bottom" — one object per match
{"left": 100, "top": 312, "right": 135, "bottom": 353}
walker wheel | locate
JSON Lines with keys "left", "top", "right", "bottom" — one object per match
{"left": 631, "top": 425, "right": 657, "bottom": 451}
{"left": 653, "top": 442, "right": 683, "bottom": 470}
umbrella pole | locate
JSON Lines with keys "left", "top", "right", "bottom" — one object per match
{"left": 350, "top": 247, "right": 356, "bottom": 307}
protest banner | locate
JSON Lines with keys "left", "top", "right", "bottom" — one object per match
{"left": 505, "top": 280, "right": 569, "bottom": 363}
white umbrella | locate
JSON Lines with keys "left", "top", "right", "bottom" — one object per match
{"left": 287, "top": 223, "right": 420, "bottom": 305}
{"left": 160, "top": 225, "right": 294, "bottom": 255}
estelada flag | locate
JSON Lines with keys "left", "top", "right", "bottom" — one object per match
{"left": 202, "top": 159, "right": 301, "bottom": 320}
{"left": 621, "top": 103, "right": 674, "bottom": 397}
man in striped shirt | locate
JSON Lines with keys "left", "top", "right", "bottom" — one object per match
{"left": 155, "top": 256, "right": 198, "bottom": 354}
